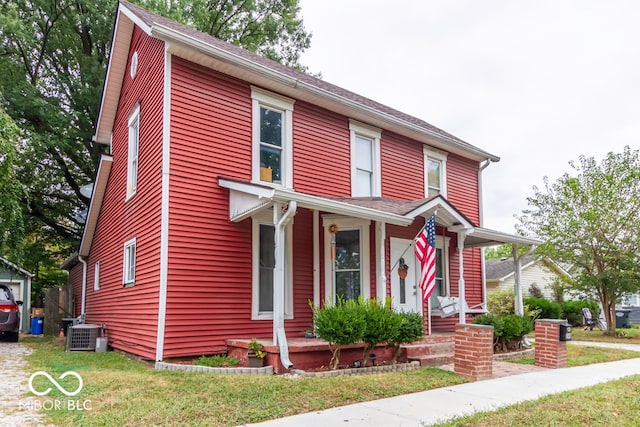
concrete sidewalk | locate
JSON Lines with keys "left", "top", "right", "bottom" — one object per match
{"left": 245, "top": 342, "right": 640, "bottom": 427}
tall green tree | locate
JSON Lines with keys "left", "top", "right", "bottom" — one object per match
{"left": 0, "top": 106, "right": 26, "bottom": 261}
{"left": 133, "top": 0, "right": 311, "bottom": 70}
{"left": 519, "top": 147, "right": 640, "bottom": 333}
{"left": 0, "top": 0, "right": 311, "bottom": 250}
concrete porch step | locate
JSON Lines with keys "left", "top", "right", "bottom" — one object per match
{"left": 403, "top": 341, "right": 454, "bottom": 358}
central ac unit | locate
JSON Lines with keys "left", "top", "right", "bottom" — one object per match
{"left": 66, "top": 324, "right": 100, "bottom": 351}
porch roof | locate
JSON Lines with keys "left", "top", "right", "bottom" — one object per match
{"left": 218, "top": 177, "right": 542, "bottom": 248}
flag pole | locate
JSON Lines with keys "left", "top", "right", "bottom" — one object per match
{"left": 389, "top": 209, "right": 438, "bottom": 273}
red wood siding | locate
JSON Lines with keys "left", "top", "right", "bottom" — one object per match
{"left": 446, "top": 153, "right": 480, "bottom": 224}
{"left": 381, "top": 131, "right": 425, "bottom": 200}
{"left": 293, "top": 102, "right": 350, "bottom": 196}
{"left": 68, "top": 263, "right": 83, "bottom": 318}
{"left": 82, "top": 27, "right": 165, "bottom": 359}
{"left": 166, "top": 58, "right": 254, "bottom": 357}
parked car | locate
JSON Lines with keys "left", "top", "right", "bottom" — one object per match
{"left": 0, "top": 284, "right": 22, "bottom": 342}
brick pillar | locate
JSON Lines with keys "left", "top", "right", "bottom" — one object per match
{"left": 534, "top": 319, "right": 567, "bottom": 368}
{"left": 454, "top": 324, "right": 494, "bottom": 381}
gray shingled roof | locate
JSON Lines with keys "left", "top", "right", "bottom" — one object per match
{"left": 485, "top": 254, "right": 537, "bottom": 281}
{"left": 119, "top": 0, "right": 498, "bottom": 161}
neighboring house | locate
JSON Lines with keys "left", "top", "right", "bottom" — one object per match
{"left": 0, "top": 257, "right": 33, "bottom": 332}
{"left": 62, "top": 0, "right": 538, "bottom": 364}
{"left": 485, "top": 255, "right": 572, "bottom": 300}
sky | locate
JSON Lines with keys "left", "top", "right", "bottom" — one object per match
{"left": 297, "top": 0, "right": 640, "bottom": 233}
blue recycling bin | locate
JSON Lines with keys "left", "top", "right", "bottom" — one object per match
{"left": 31, "top": 317, "right": 44, "bottom": 335}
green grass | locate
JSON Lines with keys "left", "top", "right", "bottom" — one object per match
{"left": 435, "top": 375, "right": 640, "bottom": 426}
{"left": 23, "top": 337, "right": 466, "bottom": 426}
{"left": 572, "top": 324, "right": 640, "bottom": 343}
{"left": 509, "top": 343, "right": 640, "bottom": 366}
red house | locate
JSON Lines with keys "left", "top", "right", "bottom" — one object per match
{"left": 63, "top": 1, "right": 537, "bottom": 367}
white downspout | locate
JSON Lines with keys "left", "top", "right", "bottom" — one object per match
{"left": 274, "top": 201, "right": 297, "bottom": 369}
{"left": 375, "top": 221, "right": 386, "bottom": 301}
{"left": 478, "top": 160, "right": 491, "bottom": 313}
{"left": 457, "top": 231, "right": 468, "bottom": 324}
{"left": 78, "top": 256, "right": 87, "bottom": 319}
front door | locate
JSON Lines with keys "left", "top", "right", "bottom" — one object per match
{"left": 390, "top": 238, "right": 421, "bottom": 313}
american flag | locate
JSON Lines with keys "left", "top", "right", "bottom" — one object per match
{"left": 414, "top": 214, "right": 436, "bottom": 304}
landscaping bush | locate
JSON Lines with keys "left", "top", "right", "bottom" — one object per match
{"left": 194, "top": 354, "right": 239, "bottom": 367}
{"left": 473, "top": 314, "right": 535, "bottom": 352}
{"left": 524, "top": 296, "right": 562, "bottom": 319}
{"left": 311, "top": 298, "right": 366, "bottom": 369}
{"left": 562, "top": 300, "right": 600, "bottom": 326}
{"left": 388, "top": 311, "right": 425, "bottom": 363}
{"left": 360, "top": 298, "right": 402, "bottom": 366}
{"left": 487, "top": 289, "right": 515, "bottom": 316}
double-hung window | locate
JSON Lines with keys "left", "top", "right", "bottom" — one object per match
{"left": 123, "top": 238, "right": 136, "bottom": 287}
{"left": 127, "top": 104, "right": 140, "bottom": 199}
{"left": 429, "top": 236, "right": 450, "bottom": 307}
{"left": 424, "top": 147, "right": 447, "bottom": 197}
{"left": 350, "top": 120, "right": 381, "bottom": 197}
{"left": 251, "top": 87, "right": 294, "bottom": 188}
{"left": 251, "top": 211, "right": 293, "bottom": 319}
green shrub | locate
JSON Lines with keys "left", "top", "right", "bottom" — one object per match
{"left": 524, "top": 297, "right": 562, "bottom": 319}
{"left": 388, "top": 311, "right": 425, "bottom": 363}
{"left": 487, "top": 289, "right": 515, "bottom": 316}
{"left": 360, "top": 298, "right": 402, "bottom": 366}
{"left": 562, "top": 300, "right": 600, "bottom": 326}
{"left": 473, "top": 314, "right": 534, "bottom": 352}
{"left": 194, "top": 355, "right": 239, "bottom": 367}
{"left": 311, "top": 298, "right": 366, "bottom": 369}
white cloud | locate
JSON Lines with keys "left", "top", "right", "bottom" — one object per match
{"left": 299, "top": 0, "right": 640, "bottom": 232}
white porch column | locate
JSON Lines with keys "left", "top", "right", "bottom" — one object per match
{"left": 512, "top": 244, "right": 524, "bottom": 316}
{"left": 375, "top": 221, "right": 386, "bottom": 301}
{"left": 313, "top": 210, "right": 320, "bottom": 308}
{"left": 457, "top": 231, "right": 467, "bottom": 324}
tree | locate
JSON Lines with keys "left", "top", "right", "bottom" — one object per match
{"left": 519, "top": 147, "right": 640, "bottom": 333}
{"left": 0, "top": 0, "right": 311, "bottom": 265}
{"left": 0, "top": 106, "right": 26, "bottom": 260}
{"left": 133, "top": 0, "right": 311, "bottom": 70}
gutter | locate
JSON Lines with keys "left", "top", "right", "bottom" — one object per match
{"left": 478, "top": 159, "right": 492, "bottom": 313}
{"left": 274, "top": 201, "right": 297, "bottom": 369}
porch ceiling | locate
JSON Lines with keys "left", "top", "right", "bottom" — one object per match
{"left": 218, "top": 177, "right": 543, "bottom": 248}
{"left": 464, "top": 227, "right": 541, "bottom": 248}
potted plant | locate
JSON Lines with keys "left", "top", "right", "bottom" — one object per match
{"left": 247, "top": 338, "right": 266, "bottom": 367}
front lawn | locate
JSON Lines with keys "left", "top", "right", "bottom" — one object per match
{"left": 509, "top": 343, "right": 640, "bottom": 367}
{"left": 572, "top": 324, "right": 640, "bottom": 343}
{"left": 23, "top": 337, "right": 466, "bottom": 426}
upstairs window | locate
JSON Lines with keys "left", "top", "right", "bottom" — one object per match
{"left": 252, "top": 87, "right": 294, "bottom": 188}
{"left": 127, "top": 104, "right": 140, "bottom": 199}
{"left": 424, "top": 147, "right": 447, "bottom": 197}
{"left": 350, "top": 120, "right": 381, "bottom": 197}
{"left": 123, "top": 238, "right": 136, "bottom": 287}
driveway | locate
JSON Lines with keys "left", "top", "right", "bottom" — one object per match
{"left": 0, "top": 340, "right": 52, "bottom": 427}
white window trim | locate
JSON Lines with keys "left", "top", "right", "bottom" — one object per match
{"left": 350, "top": 120, "right": 381, "bottom": 197}
{"left": 123, "top": 238, "right": 136, "bottom": 287}
{"left": 322, "top": 216, "right": 371, "bottom": 303}
{"left": 127, "top": 104, "right": 140, "bottom": 200}
{"left": 251, "top": 87, "right": 294, "bottom": 189}
{"left": 423, "top": 146, "right": 447, "bottom": 198}
{"left": 429, "top": 235, "right": 451, "bottom": 313}
{"left": 251, "top": 210, "right": 293, "bottom": 320}
{"left": 94, "top": 261, "right": 100, "bottom": 291}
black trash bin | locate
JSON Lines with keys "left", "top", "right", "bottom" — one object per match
{"left": 615, "top": 309, "right": 631, "bottom": 328}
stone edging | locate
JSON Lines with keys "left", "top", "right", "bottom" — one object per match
{"left": 155, "top": 361, "right": 274, "bottom": 375}
{"left": 492, "top": 348, "right": 535, "bottom": 361}
{"left": 291, "top": 361, "right": 420, "bottom": 378}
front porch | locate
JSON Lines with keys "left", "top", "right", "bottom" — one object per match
{"left": 227, "top": 334, "right": 455, "bottom": 374}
